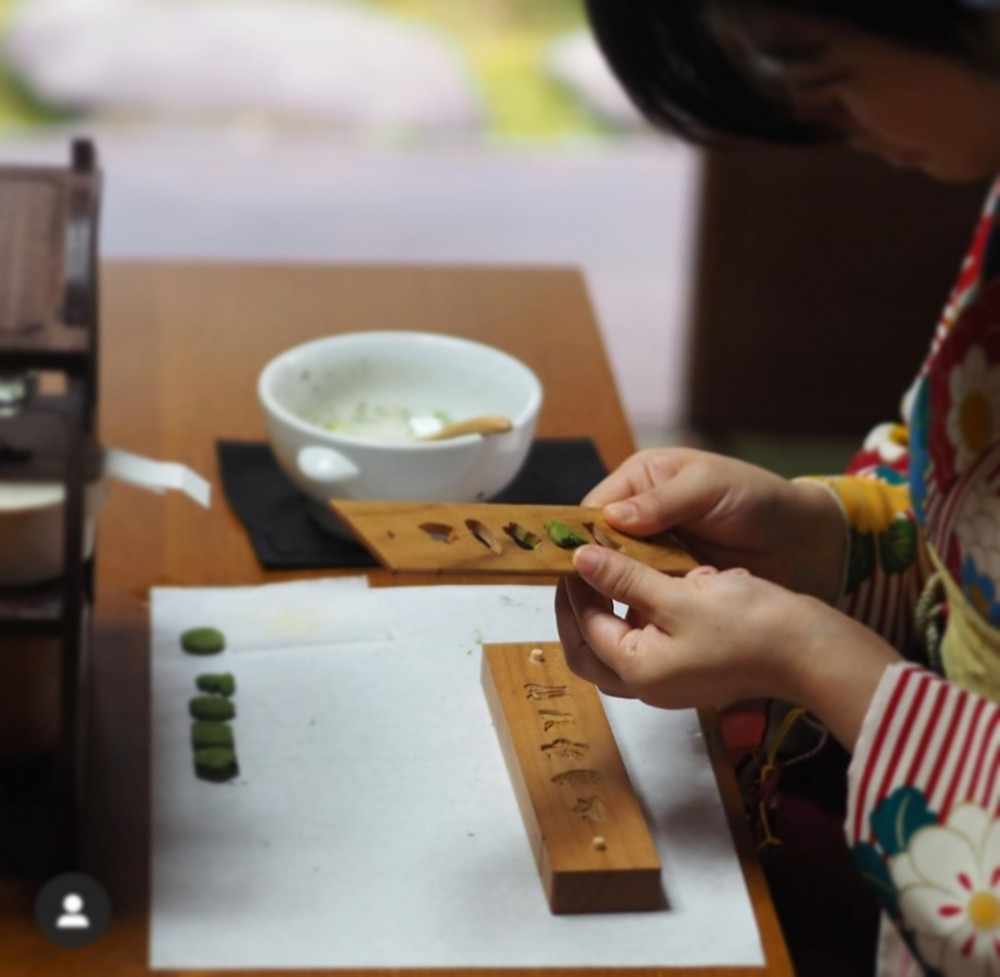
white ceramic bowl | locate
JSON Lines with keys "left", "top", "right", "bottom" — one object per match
{"left": 0, "top": 477, "right": 108, "bottom": 586}
{"left": 257, "top": 331, "right": 543, "bottom": 506}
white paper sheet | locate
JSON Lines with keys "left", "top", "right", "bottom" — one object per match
{"left": 150, "top": 578, "right": 764, "bottom": 969}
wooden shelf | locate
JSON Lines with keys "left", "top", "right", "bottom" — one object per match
{"left": 0, "top": 558, "right": 94, "bottom": 635}
{"left": 0, "top": 139, "right": 101, "bottom": 873}
{"left": 0, "top": 580, "right": 65, "bottom": 636}
{"left": 0, "top": 164, "right": 96, "bottom": 349}
{"left": 0, "top": 755, "right": 65, "bottom": 876}
{"left": 0, "top": 754, "right": 57, "bottom": 801}
{"left": 0, "top": 395, "right": 102, "bottom": 482}
{"left": 0, "top": 329, "right": 91, "bottom": 372}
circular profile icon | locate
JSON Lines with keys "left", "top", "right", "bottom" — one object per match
{"left": 34, "top": 872, "right": 112, "bottom": 949}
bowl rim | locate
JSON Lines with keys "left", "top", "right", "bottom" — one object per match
{"left": 257, "top": 330, "right": 543, "bottom": 450}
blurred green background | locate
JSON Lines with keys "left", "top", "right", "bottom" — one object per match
{"left": 0, "top": 0, "right": 68, "bottom": 129}
{"left": 374, "top": 0, "right": 593, "bottom": 139}
{"left": 0, "top": 0, "right": 604, "bottom": 140}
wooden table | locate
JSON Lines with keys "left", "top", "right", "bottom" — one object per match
{"left": 0, "top": 261, "right": 795, "bottom": 976}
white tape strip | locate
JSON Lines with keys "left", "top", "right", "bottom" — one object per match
{"left": 104, "top": 448, "right": 212, "bottom": 508}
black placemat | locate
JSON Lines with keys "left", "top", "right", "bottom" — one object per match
{"left": 217, "top": 439, "right": 610, "bottom": 570}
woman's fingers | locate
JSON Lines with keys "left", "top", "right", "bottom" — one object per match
{"left": 581, "top": 450, "right": 688, "bottom": 508}
{"left": 581, "top": 467, "right": 649, "bottom": 508}
{"left": 555, "top": 578, "right": 636, "bottom": 698}
{"left": 572, "top": 545, "right": 682, "bottom": 631}
{"left": 567, "top": 546, "right": 689, "bottom": 705}
{"left": 603, "top": 469, "right": 725, "bottom": 541}
{"left": 564, "top": 545, "right": 692, "bottom": 697}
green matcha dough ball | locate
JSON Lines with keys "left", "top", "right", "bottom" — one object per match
{"left": 544, "top": 520, "right": 589, "bottom": 548}
{"left": 180, "top": 627, "right": 227, "bottom": 655}
{"left": 195, "top": 673, "right": 236, "bottom": 697}
{"left": 189, "top": 696, "right": 235, "bottom": 721}
{"left": 194, "top": 747, "right": 239, "bottom": 782}
{"left": 191, "top": 721, "right": 234, "bottom": 749}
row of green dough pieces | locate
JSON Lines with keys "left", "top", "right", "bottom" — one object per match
{"left": 181, "top": 627, "right": 239, "bottom": 782}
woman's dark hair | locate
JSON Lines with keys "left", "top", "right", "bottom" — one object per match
{"left": 584, "top": 0, "right": 988, "bottom": 144}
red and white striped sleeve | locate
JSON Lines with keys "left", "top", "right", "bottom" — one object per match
{"left": 846, "top": 662, "right": 1000, "bottom": 974}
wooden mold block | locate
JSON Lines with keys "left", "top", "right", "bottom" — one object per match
{"left": 328, "top": 501, "right": 697, "bottom": 577}
{"left": 482, "top": 641, "right": 665, "bottom": 914}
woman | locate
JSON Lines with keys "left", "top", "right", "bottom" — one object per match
{"left": 556, "top": 2, "right": 1000, "bottom": 973}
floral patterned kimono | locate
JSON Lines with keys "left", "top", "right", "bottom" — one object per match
{"left": 810, "top": 178, "right": 1000, "bottom": 976}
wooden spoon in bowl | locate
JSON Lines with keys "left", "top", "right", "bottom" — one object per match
{"left": 417, "top": 415, "right": 513, "bottom": 441}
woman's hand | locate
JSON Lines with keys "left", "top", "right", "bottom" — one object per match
{"left": 555, "top": 546, "right": 901, "bottom": 751}
{"left": 585, "top": 447, "right": 846, "bottom": 603}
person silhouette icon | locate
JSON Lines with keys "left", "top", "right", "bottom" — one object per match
{"left": 55, "top": 893, "right": 90, "bottom": 929}
{"left": 36, "top": 871, "right": 110, "bottom": 947}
